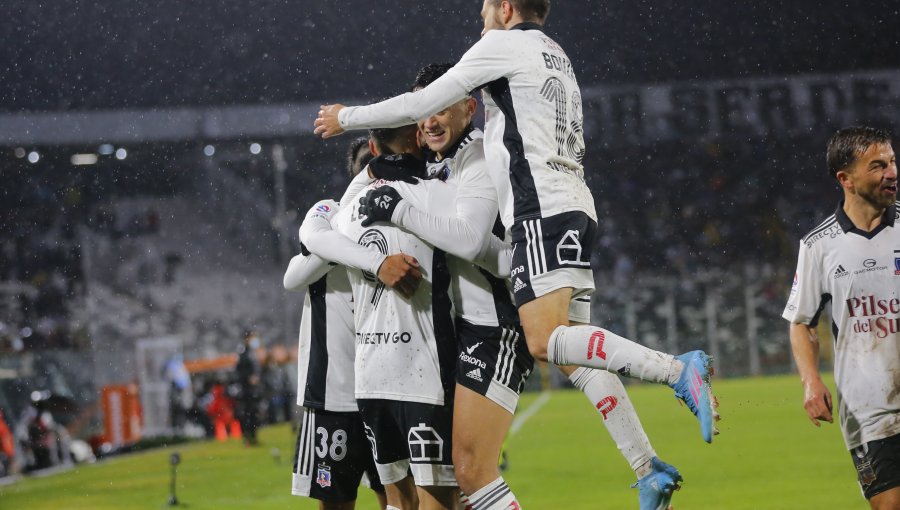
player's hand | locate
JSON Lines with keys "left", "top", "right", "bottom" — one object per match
{"left": 359, "top": 186, "right": 403, "bottom": 226}
{"left": 368, "top": 154, "right": 426, "bottom": 184}
{"left": 313, "top": 104, "right": 345, "bottom": 139}
{"left": 377, "top": 254, "right": 422, "bottom": 298}
{"left": 802, "top": 377, "right": 833, "bottom": 427}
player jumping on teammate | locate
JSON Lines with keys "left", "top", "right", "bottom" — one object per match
{"left": 314, "top": 0, "right": 719, "bottom": 448}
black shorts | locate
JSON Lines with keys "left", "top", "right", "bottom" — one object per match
{"left": 291, "top": 407, "right": 384, "bottom": 503}
{"left": 456, "top": 319, "right": 534, "bottom": 414}
{"left": 510, "top": 211, "right": 597, "bottom": 308}
{"left": 851, "top": 433, "right": 900, "bottom": 500}
{"left": 356, "top": 398, "right": 456, "bottom": 487}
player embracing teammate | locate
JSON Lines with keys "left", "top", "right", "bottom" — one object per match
{"left": 312, "top": 1, "right": 720, "bottom": 508}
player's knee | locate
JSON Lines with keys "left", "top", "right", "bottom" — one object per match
{"left": 452, "top": 447, "right": 489, "bottom": 493}
{"left": 526, "top": 339, "right": 549, "bottom": 361}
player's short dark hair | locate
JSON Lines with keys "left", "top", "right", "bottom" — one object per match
{"left": 368, "top": 124, "right": 418, "bottom": 155}
{"left": 346, "top": 137, "right": 372, "bottom": 178}
{"left": 412, "top": 63, "right": 454, "bottom": 91}
{"left": 826, "top": 126, "right": 893, "bottom": 178}
{"left": 488, "top": 0, "right": 550, "bottom": 23}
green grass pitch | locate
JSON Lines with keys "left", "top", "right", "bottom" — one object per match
{"left": 0, "top": 373, "right": 866, "bottom": 509}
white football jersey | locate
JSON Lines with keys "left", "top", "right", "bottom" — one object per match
{"left": 339, "top": 23, "right": 596, "bottom": 229}
{"left": 289, "top": 200, "right": 359, "bottom": 413}
{"left": 783, "top": 202, "right": 900, "bottom": 449}
{"left": 334, "top": 179, "right": 457, "bottom": 405}
{"left": 426, "top": 128, "right": 518, "bottom": 327}
{"left": 295, "top": 267, "right": 358, "bottom": 412}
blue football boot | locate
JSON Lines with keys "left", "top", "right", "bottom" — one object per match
{"left": 632, "top": 456, "right": 682, "bottom": 510}
{"left": 670, "top": 350, "right": 717, "bottom": 443}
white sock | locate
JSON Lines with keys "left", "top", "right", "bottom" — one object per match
{"left": 548, "top": 325, "right": 681, "bottom": 384}
{"left": 387, "top": 506, "right": 402, "bottom": 510}
{"left": 467, "top": 476, "right": 521, "bottom": 510}
{"left": 569, "top": 367, "right": 655, "bottom": 477}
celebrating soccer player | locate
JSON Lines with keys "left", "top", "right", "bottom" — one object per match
{"left": 360, "top": 62, "right": 683, "bottom": 510}
{"left": 314, "top": 0, "right": 718, "bottom": 449}
{"left": 783, "top": 126, "right": 900, "bottom": 509}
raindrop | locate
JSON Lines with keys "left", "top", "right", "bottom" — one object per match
{"left": 27, "top": 151, "right": 40, "bottom": 163}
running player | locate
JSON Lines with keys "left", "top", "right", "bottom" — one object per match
{"left": 783, "top": 126, "right": 900, "bottom": 509}
{"left": 314, "top": 0, "right": 717, "bottom": 444}
{"left": 283, "top": 140, "right": 400, "bottom": 510}
{"left": 359, "top": 62, "right": 682, "bottom": 509}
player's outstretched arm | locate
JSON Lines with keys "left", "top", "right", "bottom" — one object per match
{"left": 789, "top": 322, "right": 833, "bottom": 427}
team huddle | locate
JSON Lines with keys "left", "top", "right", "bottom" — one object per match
{"left": 283, "top": 1, "right": 900, "bottom": 509}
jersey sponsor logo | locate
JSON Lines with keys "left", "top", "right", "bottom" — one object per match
{"left": 465, "top": 367, "right": 484, "bottom": 382}
{"left": 596, "top": 395, "right": 618, "bottom": 420}
{"left": 894, "top": 251, "right": 900, "bottom": 275}
{"left": 557, "top": 230, "right": 590, "bottom": 267}
{"left": 804, "top": 223, "right": 842, "bottom": 248}
{"left": 356, "top": 331, "right": 413, "bottom": 345}
{"left": 510, "top": 265, "right": 526, "bottom": 278}
{"left": 853, "top": 259, "right": 887, "bottom": 275}
{"left": 834, "top": 265, "right": 849, "bottom": 279}
{"left": 466, "top": 341, "right": 483, "bottom": 355}
{"left": 790, "top": 273, "right": 798, "bottom": 297}
{"left": 316, "top": 203, "right": 332, "bottom": 214}
{"left": 459, "top": 352, "right": 487, "bottom": 369}
{"left": 408, "top": 423, "right": 444, "bottom": 462}
{"left": 846, "top": 295, "right": 900, "bottom": 338}
{"left": 586, "top": 330, "right": 607, "bottom": 360}
{"left": 316, "top": 463, "right": 332, "bottom": 488}
{"left": 513, "top": 278, "right": 527, "bottom": 293}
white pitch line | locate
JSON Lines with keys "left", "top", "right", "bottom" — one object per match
{"left": 509, "top": 390, "right": 551, "bottom": 436}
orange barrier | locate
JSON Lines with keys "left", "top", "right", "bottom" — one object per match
{"left": 100, "top": 384, "right": 142, "bottom": 446}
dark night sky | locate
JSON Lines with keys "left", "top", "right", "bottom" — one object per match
{"left": 1, "top": 0, "right": 897, "bottom": 113}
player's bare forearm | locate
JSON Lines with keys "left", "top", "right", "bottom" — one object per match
{"left": 313, "top": 104, "right": 346, "bottom": 139}
{"left": 789, "top": 323, "right": 833, "bottom": 426}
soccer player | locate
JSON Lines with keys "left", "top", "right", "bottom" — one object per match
{"left": 284, "top": 140, "right": 402, "bottom": 510}
{"left": 314, "top": 0, "right": 718, "bottom": 444}
{"left": 360, "top": 62, "right": 682, "bottom": 509}
{"left": 303, "top": 125, "right": 462, "bottom": 510}
{"left": 783, "top": 126, "right": 900, "bottom": 509}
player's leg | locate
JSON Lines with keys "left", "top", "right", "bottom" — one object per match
{"left": 399, "top": 401, "right": 458, "bottom": 510}
{"left": 384, "top": 476, "right": 418, "bottom": 510}
{"left": 560, "top": 365, "right": 681, "bottom": 510}
{"left": 357, "top": 400, "right": 420, "bottom": 510}
{"left": 518, "top": 288, "right": 676, "bottom": 383}
{"left": 512, "top": 212, "right": 717, "bottom": 442}
{"left": 417, "top": 485, "right": 460, "bottom": 510}
{"left": 852, "top": 435, "right": 900, "bottom": 510}
{"left": 452, "top": 386, "right": 516, "bottom": 504}
{"left": 452, "top": 321, "right": 531, "bottom": 509}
